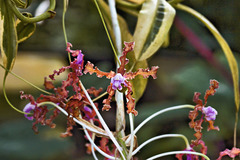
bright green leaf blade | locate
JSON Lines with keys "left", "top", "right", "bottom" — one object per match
{"left": 175, "top": 4, "right": 239, "bottom": 111}
{"left": 0, "top": 1, "right": 18, "bottom": 72}
{"left": 133, "top": 0, "right": 175, "bottom": 61}
{"left": 16, "top": 17, "right": 36, "bottom": 43}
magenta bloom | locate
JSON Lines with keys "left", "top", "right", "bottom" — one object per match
{"left": 66, "top": 42, "right": 84, "bottom": 66}
{"left": 202, "top": 106, "right": 218, "bottom": 121}
{"left": 76, "top": 51, "right": 84, "bottom": 65}
{"left": 111, "top": 73, "right": 126, "bottom": 90}
{"left": 23, "top": 103, "right": 36, "bottom": 120}
{"left": 83, "top": 106, "right": 93, "bottom": 120}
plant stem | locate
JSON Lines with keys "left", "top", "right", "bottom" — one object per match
{"left": 93, "top": 91, "right": 108, "bottom": 102}
{"left": 132, "top": 134, "right": 190, "bottom": 156}
{"left": 127, "top": 113, "right": 135, "bottom": 159}
{"left": 125, "top": 105, "right": 195, "bottom": 144}
{"left": 2, "top": 75, "right": 28, "bottom": 114}
{"left": 146, "top": 151, "right": 210, "bottom": 160}
{"left": 38, "top": 101, "right": 108, "bottom": 136}
{"left": 79, "top": 115, "right": 116, "bottom": 160}
{"left": 7, "top": 0, "right": 56, "bottom": 23}
{"left": 107, "top": 1, "right": 128, "bottom": 157}
{"left": 62, "top": 0, "right": 71, "bottom": 64}
{"left": 234, "top": 111, "right": 239, "bottom": 147}
{"left": 108, "top": 0, "right": 122, "bottom": 55}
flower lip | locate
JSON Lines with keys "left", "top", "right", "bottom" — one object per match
{"left": 23, "top": 103, "right": 36, "bottom": 121}
{"left": 202, "top": 106, "right": 218, "bottom": 121}
{"left": 111, "top": 73, "right": 126, "bottom": 90}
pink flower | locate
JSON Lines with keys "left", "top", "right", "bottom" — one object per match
{"left": 76, "top": 51, "right": 83, "bottom": 65}
{"left": 111, "top": 73, "right": 126, "bottom": 90}
{"left": 202, "top": 106, "right": 218, "bottom": 121}
{"left": 66, "top": 42, "right": 84, "bottom": 66}
{"left": 23, "top": 103, "right": 36, "bottom": 120}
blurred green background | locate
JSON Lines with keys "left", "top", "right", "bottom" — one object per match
{"left": 0, "top": 0, "right": 240, "bottom": 159}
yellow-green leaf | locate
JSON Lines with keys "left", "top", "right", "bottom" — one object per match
{"left": 175, "top": 4, "right": 239, "bottom": 112}
{"left": 133, "top": 0, "right": 175, "bottom": 61}
{"left": 0, "top": 1, "right": 18, "bottom": 73}
{"left": 16, "top": 13, "right": 36, "bottom": 43}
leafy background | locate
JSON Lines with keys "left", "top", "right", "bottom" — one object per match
{"left": 0, "top": 0, "right": 240, "bottom": 159}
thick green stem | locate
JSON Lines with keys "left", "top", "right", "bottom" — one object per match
{"left": 7, "top": 0, "right": 56, "bottom": 23}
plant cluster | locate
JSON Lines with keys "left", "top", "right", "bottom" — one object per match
{"left": 1, "top": 0, "right": 240, "bottom": 159}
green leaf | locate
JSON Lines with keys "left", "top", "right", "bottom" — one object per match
{"left": 175, "top": 4, "right": 239, "bottom": 112}
{"left": 0, "top": 1, "right": 18, "bottom": 72}
{"left": 133, "top": 0, "right": 175, "bottom": 61}
{"left": 16, "top": 13, "right": 36, "bottom": 43}
{"left": 1, "top": 1, "right": 25, "bottom": 114}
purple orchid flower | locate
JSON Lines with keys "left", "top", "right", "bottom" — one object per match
{"left": 23, "top": 103, "right": 36, "bottom": 121}
{"left": 111, "top": 73, "right": 126, "bottom": 90}
{"left": 202, "top": 106, "right": 218, "bottom": 121}
{"left": 76, "top": 51, "right": 84, "bottom": 65}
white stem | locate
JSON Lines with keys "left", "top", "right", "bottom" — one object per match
{"left": 89, "top": 119, "right": 98, "bottom": 160}
{"left": 109, "top": 0, "right": 126, "bottom": 137}
{"left": 132, "top": 134, "right": 190, "bottom": 156}
{"left": 108, "top": 0, "right": 122, "bottom": 54}
{"left": 126, "top": 105, "right": 195, "bottom": 144}
{"left": 80, "top": 81, "right": 126, "bottom": 160}
{"left": 91, "top": 137, "right": 98, "bottom": 160}
{"left": 37, "top": 102, "right": 107, "bottom": 136}
{"left": 127, "top": 113, "right": 135, "bottom": 160}
{"left": 146, "top": 151, "right": 210, "bottom": 160}
{"left": 83, "top": 122, "right": 116, "bottom": 160}
{"left": 115, "top": 90, "right": 125, "bottom": 134}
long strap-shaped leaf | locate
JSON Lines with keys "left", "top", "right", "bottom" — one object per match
{"left": 0, "top": 0, "right": 18, "bottom": 73}
{"left": 0, "top": 0, "right": 26, "bottom": 114}
{"left": 133, "top": 0, "right": 176, "bottom": 61}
